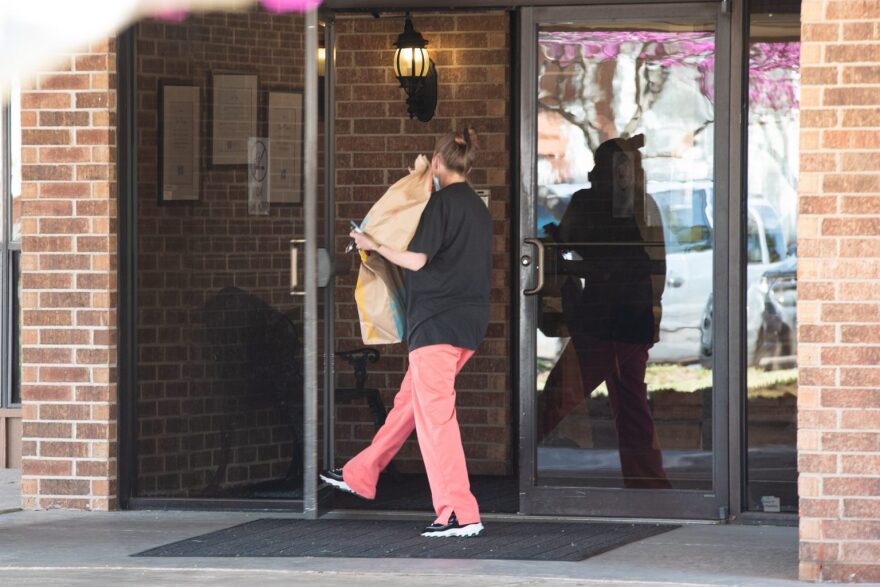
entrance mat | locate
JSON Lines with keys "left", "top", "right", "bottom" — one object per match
{"left": 134, "top": 518, "right": 678, "bottom": 561}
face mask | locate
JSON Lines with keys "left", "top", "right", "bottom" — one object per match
{"left": 432, "top": 176, "right": 441, "bottom": 192}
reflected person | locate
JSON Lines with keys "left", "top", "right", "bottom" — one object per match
{"left": 542, "top": 135, "right": 671, "bottom": 489}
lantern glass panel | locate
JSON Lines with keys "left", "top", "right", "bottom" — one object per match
{"left": 394, "top": 47, "right": 429, "bottom": 79}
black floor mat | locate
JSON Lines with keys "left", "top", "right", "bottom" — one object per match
{"left": 134, "top": 518, "right": 677, "bottom": 561}
{"left": 222, "top": 474, "right": 519, "bottom": 514}
{"left": 331, "top": 474, "right": 518, "bottom": 513}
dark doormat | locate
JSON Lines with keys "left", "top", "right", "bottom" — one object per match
{"left": 134, "top": 518, "right": 678, "bottom": 561}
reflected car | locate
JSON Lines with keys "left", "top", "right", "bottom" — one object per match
{"left": 647, "top": 184, "right": 714, "bottom": 364}
{"left": 652, "top": 194, "right": 788, "bottom": 365}
{"left": 700, "top": 255, "right": 797, "bottom": 368}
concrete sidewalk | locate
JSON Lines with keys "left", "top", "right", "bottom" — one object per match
{"left": 0, "top": 509, "right": 831, "bottom": 586}
{"left": 0, "top": 469, "right": 20, "bottom": 513}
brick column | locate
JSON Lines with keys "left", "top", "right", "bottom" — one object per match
{"left": 798, "top": 1, "right": 880, "bottom": 582}
{"left": 19, "top": 39, "right": 118, "bottom": 510}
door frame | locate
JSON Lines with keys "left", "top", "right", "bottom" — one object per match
{"left": 516, "top": 2, "right": 736, "bottom": 520}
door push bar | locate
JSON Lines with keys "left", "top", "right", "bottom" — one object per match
{"left": 522, "top": 238, "right": 545, "bottom": 296}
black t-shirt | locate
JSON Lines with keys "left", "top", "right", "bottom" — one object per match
{"left": 405, "top": 182, "right": 492, "bottom": 351}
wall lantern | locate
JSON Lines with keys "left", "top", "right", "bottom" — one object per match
{"left": 393, "top": 13, "right": 438, "bottom": 122}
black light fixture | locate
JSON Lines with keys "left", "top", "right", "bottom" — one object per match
{"left": 393, "top": 13, "right": 438, "bottom": 122}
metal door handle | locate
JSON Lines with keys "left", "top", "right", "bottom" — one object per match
{"left": 523, "top": 238, "right": 545, "bottom": 296}
{"left": 290, "top": 239, "right": 306, "bottom": 296}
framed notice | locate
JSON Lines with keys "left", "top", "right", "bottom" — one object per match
{"left": 211, "top": 73, "right": 258, "bottom": 165}
{"left": 160, "top": 83, "right": 200, "bottom": 202}
{"left": 266, "top": 90, "right": 304, "bottom": 205}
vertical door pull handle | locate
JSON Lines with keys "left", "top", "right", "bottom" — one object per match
{"left": 523, "top": 238, "right": 545, "bottom": 296}
{"left": 290, "top": 239, "right": 307, "bottom": 296}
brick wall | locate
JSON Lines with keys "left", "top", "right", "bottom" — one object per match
{"left": 19, "top": 40, "right": 119, "bottom": 510}
{"left": 134, "top": 12, "right": 309, "bottom": 497}
{"left": 798, "top": 0, "right": 880, "bottom": 582}
{"left": 332, "top": 12, "right": 513, "bottom": 475}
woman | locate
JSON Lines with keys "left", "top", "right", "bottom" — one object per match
{"left": 321, "top": 128, "right": 492, "bottom": 538}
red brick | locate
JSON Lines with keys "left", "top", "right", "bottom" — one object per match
{"left": 75, "top": 54, "right": 110, "bottom": 71}
{"left": 22, "top": 348, "right": 72, "bottom": 364}
{"left": 22, "top": 129, "right": 71, "bottom": 145}
{"left": 843, "top": 499, "right": 880, "bottom": 519}
{"left": 20, "top": 385, "right": 73, "bottom": 401}
{"left": 823, "top": 519, "right": 880, "bottom": 539}
{"left": 841, "top": 368, "right": 880, "bottom": 387}
{"left": 39, "top": 368, "right": 90, "bottom": 383}
{"left": 40, "top": 441, "right": 89, "bottom": 458}
{"left": 800, "top": 499, "right": 840, "bottom": 519}
{"left": 21, "top": 92, "right": 71, "bottom": 109}
{"left": 39, "top": 74, "right": 90, "bottom": 90}
{"left": 76, "top": 129, "right": 115, "bottom": 145}
{"left": 22, "top": 164, "right": 74, "bottom": 181}
{"left": 822, "top": 347, "right": 880, "bottom": 365}
{"left": 39, "top": 111, "right": 91, "bottom": 128}
{"left": 40, "top": 479, "right": 91, "bottom": 496}
{"left": 823, "top": 432, "right": 880, "bottom": 452}
{"left": 22, "top": 422, "right": 73, "bottom": 439}
{"left": 842, "top": 325, "right": 880, "bottom": 343}
{"left": 827, "top": 1, "right": 880, "bottom": 20}
{"left": 799, "top": 453, "right": 839, "bottom": 473}
{"left": 822, "top": 563, "right": 880, "bottom": 583}
{"left": 22, "top": 310, "right": 72, "bottom": 327}
{"left": 22, "top": 460, "right": 73, "bottom": 476}
{"left": 821, "top": 303, "right": 880, "bottom": 322}
{"left": 40, "top": 147, "right": 91, "bottom": 163}
{"left": 823, "top": 388, "right": 880, "bottom": 408}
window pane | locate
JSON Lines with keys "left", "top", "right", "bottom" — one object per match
{"left": 745, "top": 0, "right": 800, "bottom": 514}
{"left": 10, "top": 82, "right": 22, "bottom": 242}
{"left": 536, "top": 21, "right": 716, "bottom": 490}
{"left": 11, "top": 250, "right": 21, "bottom": 405}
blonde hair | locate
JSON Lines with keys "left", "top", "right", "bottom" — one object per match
{"left": 434, "top": 127, "right": 478, "bottom": 175}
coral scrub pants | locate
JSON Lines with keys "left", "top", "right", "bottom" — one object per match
{"left": 342, "top": 344, "right": 480, "bottom": 525}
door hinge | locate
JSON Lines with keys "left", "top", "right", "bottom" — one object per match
{"left": 721, "top": 0, "right": 731, "bottom": 15}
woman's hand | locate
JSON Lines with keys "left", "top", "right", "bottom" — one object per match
{"left": 350, "top": 230, "right": 378, "bottom": 252}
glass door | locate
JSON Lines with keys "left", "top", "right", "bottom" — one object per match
{"left": 518, "top": 3, "right": 730, "bottom": 519}
{"left": 127, "top": 7, "right": 328, "bottom": 513}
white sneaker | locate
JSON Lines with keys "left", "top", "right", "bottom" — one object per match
{"left": 319, "top": 468, "right": 363, "bottom": 498}
{"left": 421, "top": 512, "right": 484, "bottom": 538}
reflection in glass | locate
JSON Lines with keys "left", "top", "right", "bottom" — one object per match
{"left": 11, "top": 251, "right": 20, "bottom": 405}
{"left": 10, "top": 81, "right": 22, "bottom": 242}
{"left": 745, "top": 0, "right": 800, "bottom": 513}
{"left": 134, "top": 11, "right": 306, "bottom": 501}
{"left": 536, "top": 23, "right": 715, "bottom": 489}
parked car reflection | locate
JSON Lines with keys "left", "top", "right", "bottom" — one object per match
{"left": 700, "top": 254, "right": 797, "bottom": 368}
{"left": 538, "top": 185, "right": 790, "bottom": 367}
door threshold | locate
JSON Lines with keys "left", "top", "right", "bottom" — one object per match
{"left": 322, "top": 508, "right": 723, "bottom": 526}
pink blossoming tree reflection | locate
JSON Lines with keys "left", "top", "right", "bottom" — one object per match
{"left": 538, "top": 30, "right": 800, "bottom": 153}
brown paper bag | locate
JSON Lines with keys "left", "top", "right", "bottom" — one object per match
{"left": 354, "top": 155, "right": 432, "bottom": 344}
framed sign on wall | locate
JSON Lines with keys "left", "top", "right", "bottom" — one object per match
{"left": 266, "top": 90, "right": 304, "bottom": 205}
{"left": 159, "top": 82, "right": 200, "bottom": 203}
{"left": 211, "top": 73, "right": 258, "bottom": 166}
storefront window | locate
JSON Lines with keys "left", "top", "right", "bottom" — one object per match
{"left": 3, "top": 87, "right": 23, "bottom": 408}
{"left": 744, "top": 0, "right": 800, "bottom": 513}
